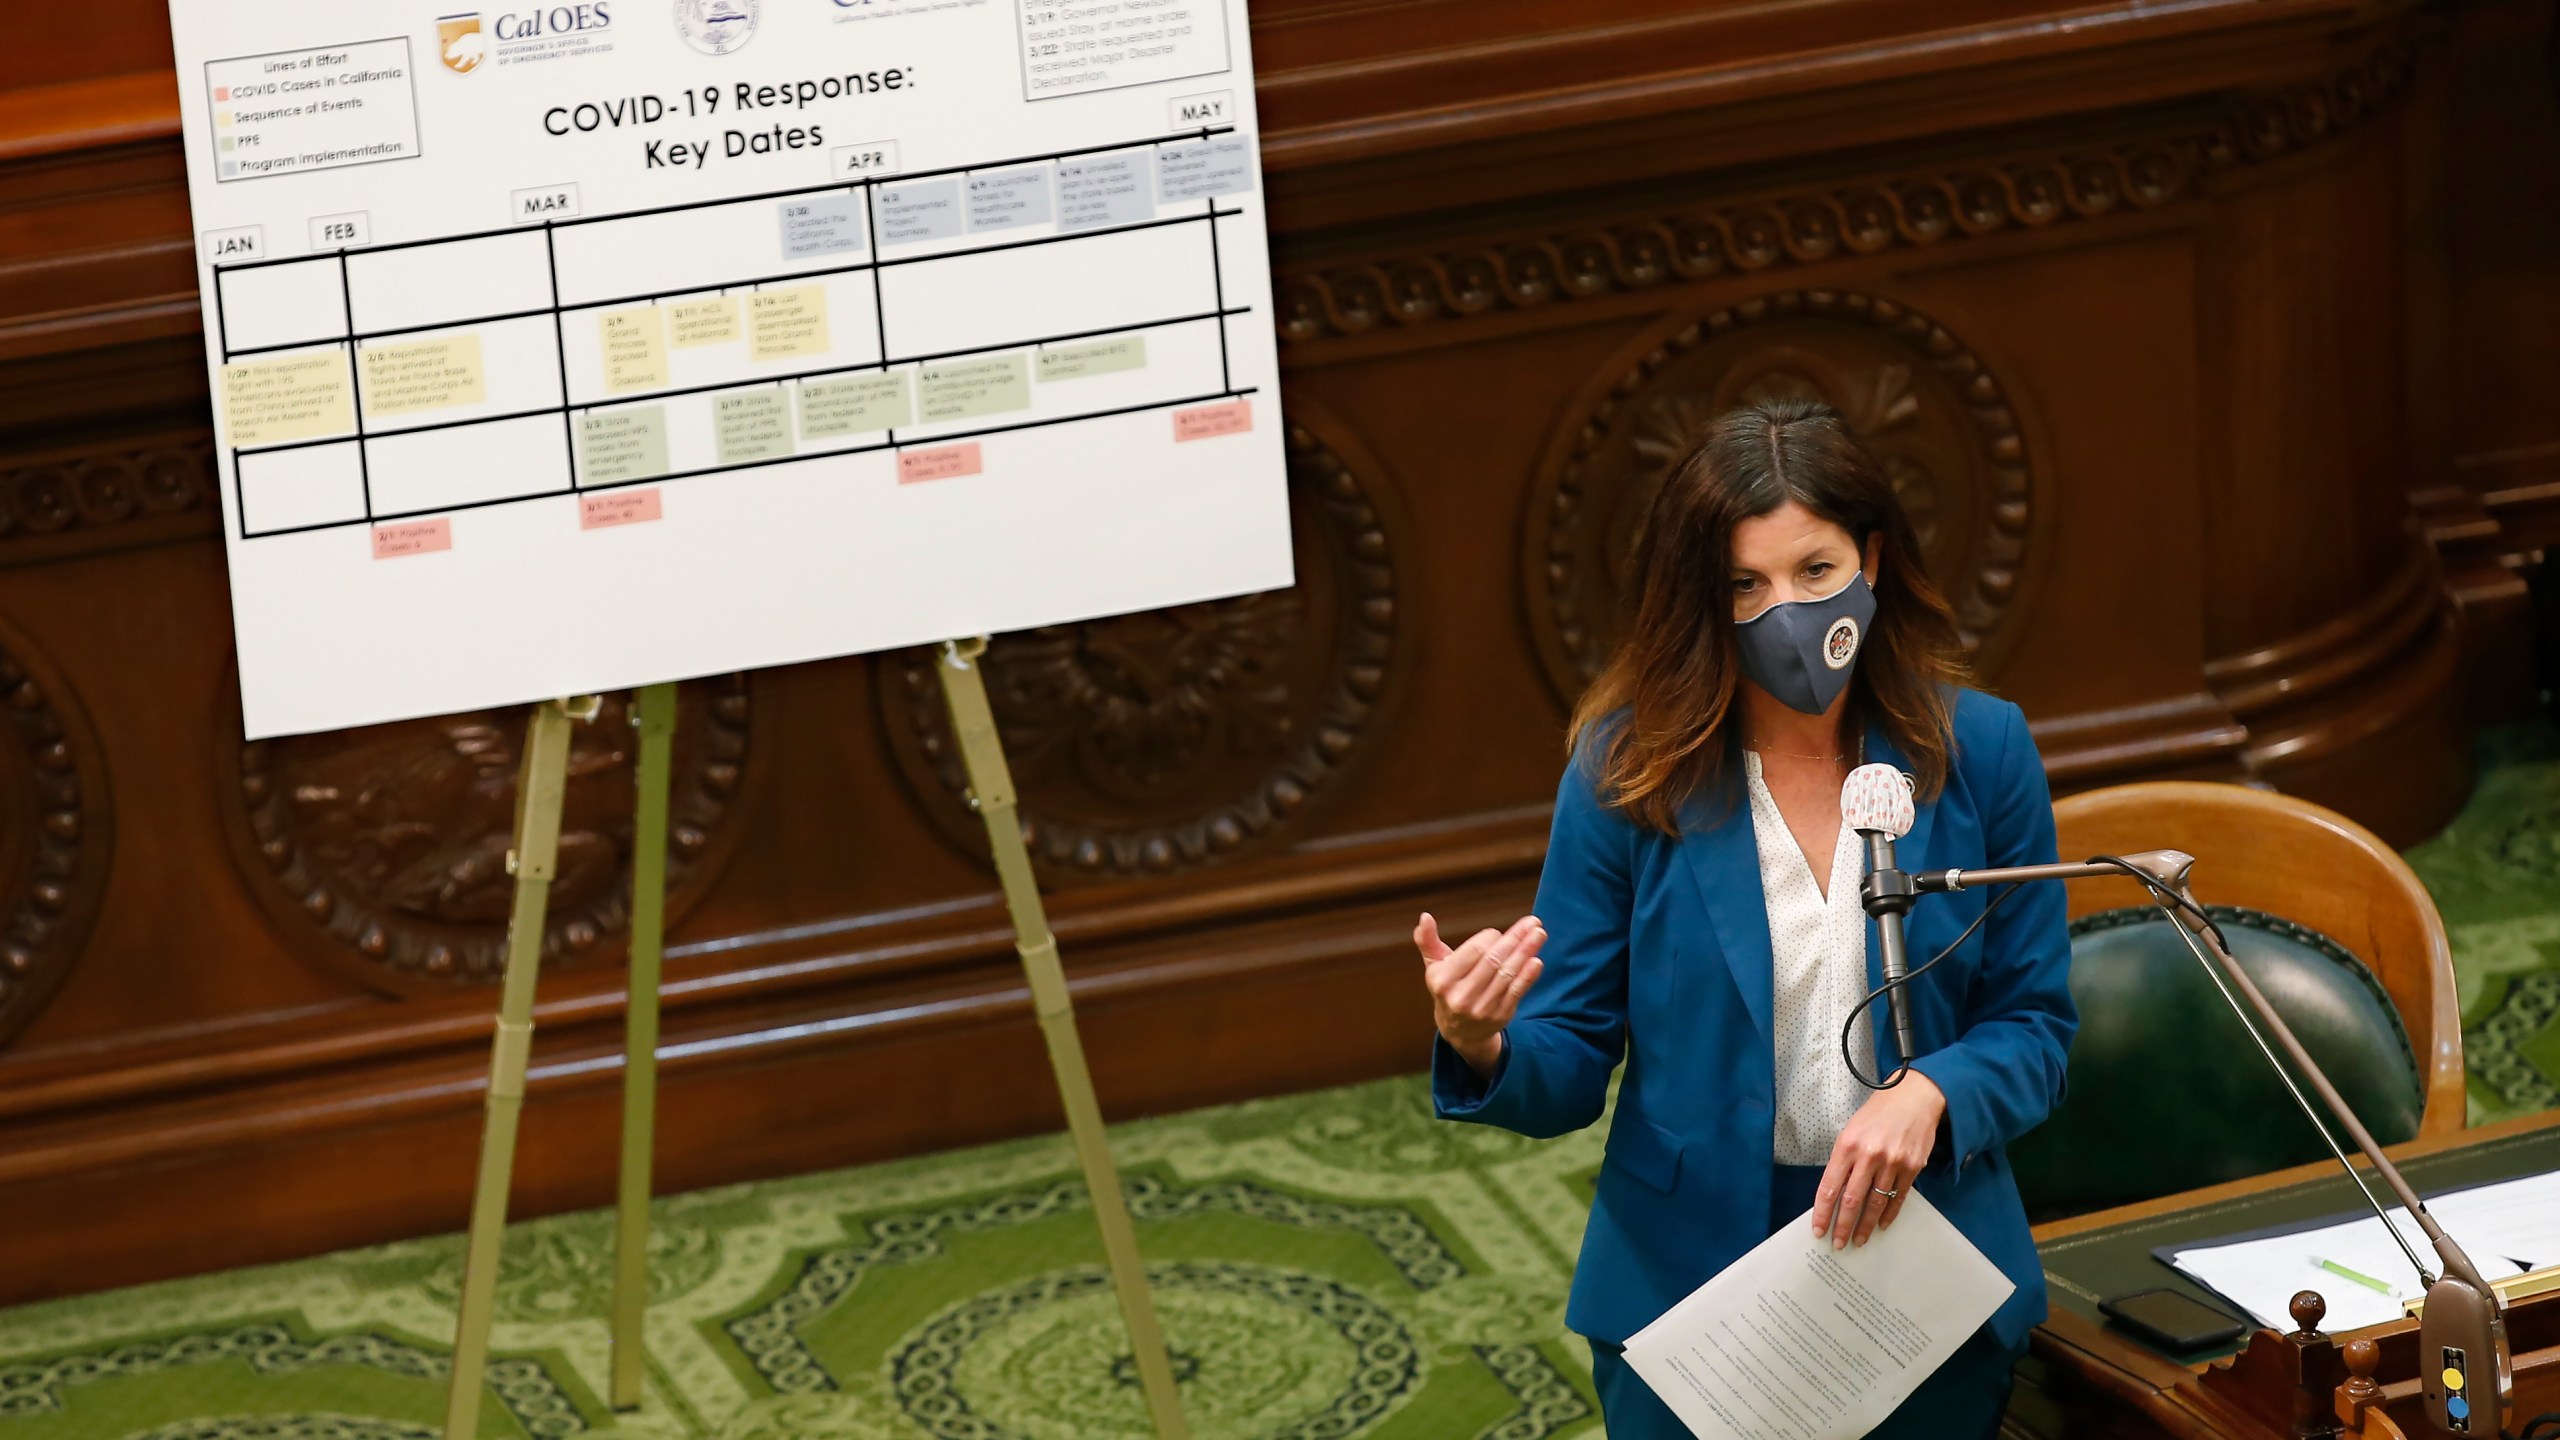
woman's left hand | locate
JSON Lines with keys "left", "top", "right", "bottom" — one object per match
{"left": 1812, "top": 1071, "right": 1947, "bottom": 1249}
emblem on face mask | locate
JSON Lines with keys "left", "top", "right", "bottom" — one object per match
{"left": 1823, "top": 616, "right": 1861, "bottom": 670}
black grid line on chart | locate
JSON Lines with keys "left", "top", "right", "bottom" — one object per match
{"left": 210, "top": 126, "right": 1257, "bottom": 541}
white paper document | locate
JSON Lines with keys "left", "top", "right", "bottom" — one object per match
{"left": 2168, "top": 1170, "right": 2557, "bottom": 1333}
{"left": 2432, "top": 1170, "right": 2560, "bottom": 1270}
{"left": 1624, "top": 1192, "right": 2014, "bottom": 1440}
{"left": 2170, "top": 1213, "right": 2433, "bottom": 1333}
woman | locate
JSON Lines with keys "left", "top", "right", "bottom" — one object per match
{"left": 1417, "top": 397, "right": 2075, "bottom": 1438}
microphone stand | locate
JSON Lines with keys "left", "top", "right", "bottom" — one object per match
{"left": 1912, "top": 849, "right": 2511, "bottom": 1438}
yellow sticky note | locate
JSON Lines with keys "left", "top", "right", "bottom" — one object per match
{"left": 360, "top": 334, "right": 486, "bottom": 417}
{"left": 669, "top": 297, "right": 739, "bottom": 348}
{"left": 748, "top": 286, "right": 828, "bottom": 362}
{"left": 220, "top": 351, "right": 355, "bottom": 447}
{"left": 600, "top": 306, "right": 668, "bottom": 394}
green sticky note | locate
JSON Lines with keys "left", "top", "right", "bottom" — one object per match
{"left": 1036, "top": 336, "right": 1146, "bottom": 383}
{"left": 800, "top": 371, "right": 914, "bottom": 440}
{"left": 579, "top": 407, "right": 668, "bottom": 484}
{"left": 917, "top": 354, "right": 1030, "bottom": 423}
{"left": 715, "top": 390, "right": 793, "bottom": 463}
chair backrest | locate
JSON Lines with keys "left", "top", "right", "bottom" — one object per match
{"left": 2048, "top": 781, "right": 2465, "bottom": 1138}
{"left": 2010, "top": 903, "right": 2429, "bottom": 1216}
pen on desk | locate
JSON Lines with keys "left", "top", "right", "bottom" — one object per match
{"left": 2310, "top": 1255, "right": 2396, "bottom": 1296}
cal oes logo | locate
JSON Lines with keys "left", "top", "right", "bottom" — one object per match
{"left": 674, "top": 0, "right": 757, "bottom": 54}
{"left": 1822, "top": 616, "right": 1861, "bottom": 670}
{"left": 438, "top": 13, "right": 488, "bottom": 72}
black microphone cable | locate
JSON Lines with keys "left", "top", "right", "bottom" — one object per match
{"left": 1836, "top": 853, "right": 2228, "bottom": 1092}
{"left": 1839, "top": 879, "right": 2027, "bottom": 1091}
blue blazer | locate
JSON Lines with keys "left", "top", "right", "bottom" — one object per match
{"left": 1433, "top": 688, "right": 2075, "bottom": 1350}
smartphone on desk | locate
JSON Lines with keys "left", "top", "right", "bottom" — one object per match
{"left": 2099, "top": 1288, "right": 2250, "bottom": 1351}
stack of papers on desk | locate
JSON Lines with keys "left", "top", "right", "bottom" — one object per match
{"left": 2165, "top": 1170, "right": 2560, "bottom": 1333}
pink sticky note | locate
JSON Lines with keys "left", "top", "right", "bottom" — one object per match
{"left": 581, "top": 489, "right": 663, "bottom": 530}
{"left": 372, "top": 518, "right": 452, "bottom": 559}
{"left": 899, "top": 443, "right": 983, "bottom": 484}
{"left": 214, "top": 86, "right": 230, "bottom": 101}
{"left": 1174, "top": 399, "right": 1253, "bottom": 442}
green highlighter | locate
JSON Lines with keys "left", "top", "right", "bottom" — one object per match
{"left": 2310, "top": 1255, "right": 2397, "bottom": 1297}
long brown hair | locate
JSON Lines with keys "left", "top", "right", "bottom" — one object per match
{"left": 1568, "top": 395, "right": 1967, "bottom": 834}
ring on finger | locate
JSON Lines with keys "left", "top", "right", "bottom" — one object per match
{"left": 1870, "top": 1185, "right": 1899, "bottom": 1200}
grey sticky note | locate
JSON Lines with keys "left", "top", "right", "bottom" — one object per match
{"left": 715, "top": 390, "right": 794, "bottom": 463}
{"left": 1036, "top": 336, "right": 1145, "bottom": 383}
{"left": 875, "top": 179, "right": 962, "bottom": 246}
{"left": 780, "top": 196, "right": 866, "bottom": 260}
{"left": 965, "top": 165, "right": 1055, "bottom": 233}
{"left": 1055, "top": 154, "right": 1152, "bottom": 232}
{"left": 580, "top": 408, "right": 669, "bottom": 485}
{"left": 917, "top": 355, "right": 1031, "bottom": 423}
{"left": 1155, "top": 137, "right": 1254, "bottom": 203}
{"left": 800, "top": 371, "right": 914, "bottom": 439}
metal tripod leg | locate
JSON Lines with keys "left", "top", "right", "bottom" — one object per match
{"left": 609, "top": 682, "right": 678, "bottom": 1412}
{"left": 443, "top": 696, "right": 587, "bottom": 1440}
{"left": 937, "top": 638, "right": 1192, "bottom": 1440}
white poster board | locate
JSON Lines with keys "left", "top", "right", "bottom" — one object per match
{"left": 166, "top": 0, "right": 1290, "bottom": 738}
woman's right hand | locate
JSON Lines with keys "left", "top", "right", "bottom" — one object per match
{"left": 1415, "top": 912, "right": 1547, "bottom": 1081}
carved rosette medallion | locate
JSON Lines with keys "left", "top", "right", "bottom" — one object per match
{"left": 231, "top": 679, "right": 751, "bottom": 992}
{"left": 880, "top": 421, "right": 1398, "bottom": 884}
{"left": 0, "top": 628, "right": 110, "bottom": 1045}
{"left": 1526, "top": 291, "right": 2040, "bottom": 701}
{"left": 0, "top": 439, "right": 214, "bottom": 537}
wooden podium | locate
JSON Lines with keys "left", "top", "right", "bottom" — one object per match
{"left": 2021, "top": 1108, "right": 2560, "bottom": 1438}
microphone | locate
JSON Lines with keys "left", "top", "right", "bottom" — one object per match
{"left": 1841, "top": 763, "right": 1919, "bottom": 1071}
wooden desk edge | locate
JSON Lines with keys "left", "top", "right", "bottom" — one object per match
{"left": 2034, "top": 1309, "right": 2271, "bottom": 1439}
{"left": 2032, "top": 1108, "right": 2560, "bottom": 1247}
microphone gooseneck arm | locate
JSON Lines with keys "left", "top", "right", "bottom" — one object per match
{"left": 1917, "top": 849, "right": 2510, "bottom": 1437}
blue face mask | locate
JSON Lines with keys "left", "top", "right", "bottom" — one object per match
{"left": 1734, "top": 571, "right": 1877, "bottom": 715}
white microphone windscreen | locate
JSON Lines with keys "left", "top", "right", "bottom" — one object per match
{"left": 1841, "top": 762, "right": 1916, "bottom": 837}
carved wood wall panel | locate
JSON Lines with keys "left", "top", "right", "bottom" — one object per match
{"left": 879, "top": 414, "right": 1401, "bottom": 885}
{"left": 225, "top": 680, "right": 752, "bottom": 993}
{"left": 0, "top": 434, "right": 217, "bottom": 566}
{"left": 0, "top": 0, "right": 2535, "bottom": 1303}
{"left": 0, "top": 620, "right": 110, "bottom": 1044}
{"left": 1274, "top": 36, "right": 2414, "bottom": 347}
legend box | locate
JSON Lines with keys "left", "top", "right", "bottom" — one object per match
{"left": 205, "top": 37, "right": 421, "bottom": 183}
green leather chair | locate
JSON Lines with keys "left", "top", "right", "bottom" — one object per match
{"left": 2008, "top": 904, "right": 2425, "bottom": 1221}
{"left": 2006, "top": 780, "right": 2464, "bottom": 1224}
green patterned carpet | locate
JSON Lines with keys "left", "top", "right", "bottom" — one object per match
{"left": 0, "top": 723, "right": 2551, "bottom": 1440}
{"left": 0, "top": 1077, "right": 1606, "bottom": 1440}
{"left": 2408, "top": 722, "right": 2560, "bottom": 1125}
